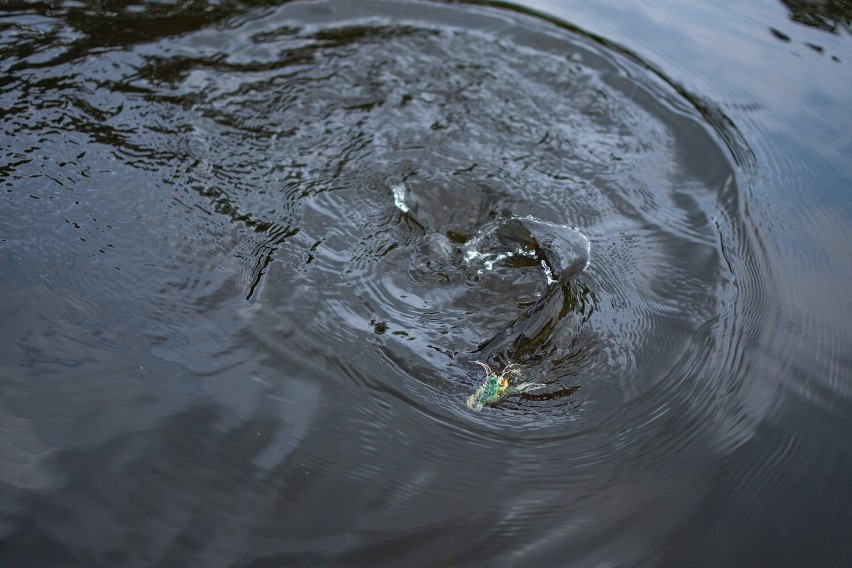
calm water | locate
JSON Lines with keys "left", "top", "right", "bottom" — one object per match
{"left": 1, "top": 1, "right": 850, "bottom": 566}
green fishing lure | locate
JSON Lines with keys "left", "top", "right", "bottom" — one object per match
{"left": 466, "top": 362, "right": 545, "bottom": 411}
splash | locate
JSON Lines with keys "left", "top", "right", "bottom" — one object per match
{"left": 391, "top": 183, "right": 410, "bottom": 214}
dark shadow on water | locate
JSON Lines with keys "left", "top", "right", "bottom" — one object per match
{"left": 779, "top": 0, "right": 852, "bottom": 34}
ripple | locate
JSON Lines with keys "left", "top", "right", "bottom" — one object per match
{"left": 170, "top": 0, "right": 760, "bottom": 438}
{"left": 3, "top": 0, "right": 765, "bottom": 450}
{"left": 0, "top": 0, "right": 778, "bottom": 565}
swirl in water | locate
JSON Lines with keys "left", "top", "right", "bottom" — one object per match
{"left": 393, "top": 181, "right": 592, "bottom": 409}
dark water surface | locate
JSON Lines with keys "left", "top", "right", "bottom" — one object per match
{"left": 1, "top": 1, "right": 850, "bottom": 566}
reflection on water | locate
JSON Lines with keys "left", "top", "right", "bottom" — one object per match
{"left": 1, "top": 0, "right": 851, "bottom": 566}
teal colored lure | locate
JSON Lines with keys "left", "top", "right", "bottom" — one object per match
{"left": 466, "top": 362, "right": 545, "bottom": 411}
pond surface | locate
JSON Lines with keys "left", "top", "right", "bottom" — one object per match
{"left": 1, "top": 0, "right": 850, "bottom": 566}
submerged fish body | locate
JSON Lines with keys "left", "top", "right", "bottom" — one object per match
{"left": 391, "top": 182, "right": 587, "bottom": 411}
{"left": 460, "top": 217, "right": 589, "bottom": 410}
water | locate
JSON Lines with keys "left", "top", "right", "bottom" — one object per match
{"left": 1, "top": 1, "right": 850, "bottom": 566}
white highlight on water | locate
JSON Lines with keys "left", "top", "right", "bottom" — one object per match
{"left": 540, "top": 259, "right": 557, "bottom": 285}
{"left": 391, "top": 183, "right": 409, "bottom": 213}
{"left": 463, "top": 247, "right": 538, "bottom": 275}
